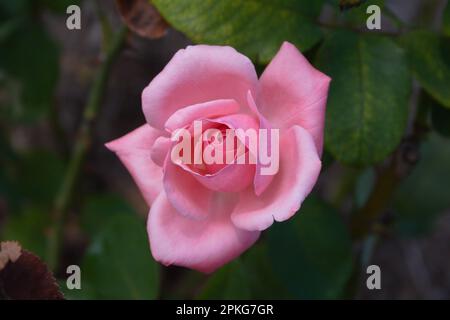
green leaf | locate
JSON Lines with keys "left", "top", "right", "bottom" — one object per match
{"left": 198, "top": 260, "right": 252, "bottom": 299}
{"left": 242, "top": 245, "right": 290, "bottom": 299}
{"left": 403, "top": 31, "right": 450, "bottom": 108}
{"left": 267, "top": 196, "right": 353, "bottom": 299}
{"left": 393, "top": 133, "right": 450, "bottom": 237}
{"left": 198, "top": 244, "right": 289, "bottom": 299}
{"left": 79, "top": 192, "right": 147, "bottom": 302}
{"left": 443, "top": 2, "right": 450, "bottom": 38}
{"left": 317, "top": 31, "right": 411, "bottom": 166}
{"left": 81, "top": 214, "right": 159, "bottom": 299}
{"left": 16, "top": 151, "right": 65, "bottom": 206}
{"left": 0, "top": 21, "right": 59, "bottom": 121}
{"left": 419, "top": 90, "right": 450, "bottom": 138}
{"left": 431, "top": 103, "right": 450, "bottom": 138}
{"left": 151, "top": 0, "right": 324, "bottom": 64}
{"left": 81, "top": 194, "right": 136, "bottom": 237}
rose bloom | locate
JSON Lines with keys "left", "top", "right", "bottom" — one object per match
{"left": 106, "top": 42, "right": 331, "bottom": 273}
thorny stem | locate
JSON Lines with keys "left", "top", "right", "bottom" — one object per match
{"left": 46, "top": 27, "right": 127, "bottom": 271}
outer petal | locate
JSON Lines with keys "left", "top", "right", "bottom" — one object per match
{"left": 258, "top": 41, "right": 331, "bottom": 154}
{"left": 231, "top": 125, "right": 322, "bottom": 231}
{"left": 164, "top": 99, "right": 240, "bottom": 132}
{"left": 148, "top": 192, "right": 260, "bottom": 273}
{"left": 247, "top": 91, "right": 275, "bottom": 196}
{"left": 142, "top": 45, "right": 258, "bottom": 130}
{"left": 105, "top": 125, "right": 165, "bottom": 205}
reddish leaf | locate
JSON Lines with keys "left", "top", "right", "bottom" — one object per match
{"left": 0, "top": 242, "right": 64, "bottom": 300}
{"left": 116, "top": 0, "right": 168, "bottom": 39}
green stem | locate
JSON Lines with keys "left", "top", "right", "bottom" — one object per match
{"left": 46, "top": 27, "right": 127, "bottom": 271}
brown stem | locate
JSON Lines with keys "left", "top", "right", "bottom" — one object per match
{"left": 350, "top": 158, "right": 400, "bottom": 239}
{"left": 350, "top": 121, "right": 427, "bottom": 240}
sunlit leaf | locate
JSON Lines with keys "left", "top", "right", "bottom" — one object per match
{"left": 151, "top": 0, "right": 324, "bottom": 64}
{"left": 317, "top": 30, "right": 411, "bottom": 166}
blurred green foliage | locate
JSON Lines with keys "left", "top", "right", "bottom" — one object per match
{"left": 268, "top": 197, "right": 353, "bottom": 299}
{"left": 81, "top": 212, "right": 159, "bottom": 300}
{"left": 198, "top": 197, "right": 353, "bottom": 299}
{"left": 431, "top": 101, "right": 450, "bottom": 137}
{"left": 198, "top": 245, "right": 289, "bottom": 299}
{"left": 403, "top": 31, "right": 450, "bottom": 109}
{"left": 3, "top": 206, "right": 50, "bottom": 259}
{"left": 0, "top": 0, "right": 59, "bottom": 122}
{"left": 393, "top": 133, "right": 450, "bottom": 236}
{"left": 443, "top": 1, "right": 450, "bottom": 37}
{"left": 1, "top": 151, "right": 65, "bottom": 260}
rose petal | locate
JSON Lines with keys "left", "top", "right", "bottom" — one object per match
{"left": 165, "top": 99, "right": 240, "bottom": 132}
{"left": 150, "top": 136, "right": 171, "bottom": 167}
{"left": 105, "top": 124, "right": 165, "bottom": 205}
{"left": 231, "top": 125, "right": 322, "bottom": 231}
{"left": 191, "top": 152, "right": 256, "bottom": 193}
{"left": 211, "top": 113, "right": 259, "bottom": 156}
{"left": 163, "top": 155, "right": 215, "bottom": 220}
{"left": 246, "top": 91, "right": 276, "bottom": 196}
{"left": 148, "top": 192, "right": 260, "bottom": 273}
{"left": 142, "top": 45, "right": 258, "bottom": 130}
{"left": 258, "top": 41, "right": 331, "bottom": 154}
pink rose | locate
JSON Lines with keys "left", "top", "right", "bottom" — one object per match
{"left": 106, "top": 42, "right": 331, "bottom": 273}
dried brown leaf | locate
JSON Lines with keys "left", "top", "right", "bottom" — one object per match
{"left": 0, "top": 241, "right": 22, "bottom": 270}
{"left": 0, "top": 243, "right": 64, "bottom": 300}
{"left": 116, "top": 0, "right": 168, "bottom": 39}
